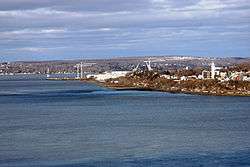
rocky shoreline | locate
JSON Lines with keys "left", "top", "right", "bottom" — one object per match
{"left": 95, "top": 72, "right": 250, "bottom": 97}
{"left": 46, "top": 74, "right": 250, "bottom": 96}
{"left": 98, "top": 83, "right": 250, "bottom": 97}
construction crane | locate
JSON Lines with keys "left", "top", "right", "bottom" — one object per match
{"left": 144, "top": 58, "right": 153, "bottom": 71}
{"left": 132, "top": 63, "right": 140, "bottom": 72}
{"left": 75, "top": 61, "right": 96, "bottom": 79}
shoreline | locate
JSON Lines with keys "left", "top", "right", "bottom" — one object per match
{"left": 94, "top": 82, "right": 250, "bottom": 97}
{"left": 110, "top": 87, "right": 250, "bottom": 97}
{"left": 46, "top": 77, "right": 250, "bottom": 97}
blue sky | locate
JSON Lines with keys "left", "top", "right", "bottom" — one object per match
{"left": 0, "top": 0, "right": 249, "bottom": 61}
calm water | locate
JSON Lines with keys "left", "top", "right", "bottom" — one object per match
{"left": 0, "top": 75, "right": 250, "bottom": 167}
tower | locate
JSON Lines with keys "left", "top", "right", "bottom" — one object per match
{"left": 211, "top": 62, "right": 216, "bottom": 79}
{"left": 46, "top": 68, "right": 50, "bottom": 78}
{"left": 76, "top": 64, "right": 80, "bottom": 79}
{"left": 80, "top": 62, "right": 84, "bottom": 79}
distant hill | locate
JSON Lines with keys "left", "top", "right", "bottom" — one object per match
{"left": 1, "top": 56, "right": 250, "bottom": 74}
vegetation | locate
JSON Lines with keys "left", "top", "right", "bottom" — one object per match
{"left": 103, "top": 71, "right": 250, "bottom": 96}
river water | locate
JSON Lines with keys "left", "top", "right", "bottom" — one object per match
{"left": 0, "top": 75, "right": 250, "bottom": 167}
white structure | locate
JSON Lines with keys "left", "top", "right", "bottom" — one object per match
{"left": 198, "top": 74, "right": 203, "bottom": 79}
{"left": 80, "top": 62, "right": 84, "bottom": 79}
{"left": 211, "top": 62, "right": 222, "bottom": 79}
{"left": 180, "top": 76, "right": 187, "bottom": 81}
{"left": 243, "top": 76, "right": 250, "bottom": 81}
{"left": 76, "top": 63, "right": 80, "bottom": 79}
{"left": 202, "top": 70, "right": 211, "bottom": 79}
{"left": 144, "top": 59, "right": 153, "bottom": 71}
{"left": 229, "top": 72, "right": 244, "bottom": 81}
{"left": 132, "top": 63, "right": 140, "bottom": 72}
{"left": 46, "top": 68, "right": 50, "bottom": 78}
{"left": 87, "top": 71, "right": 131, "bottom": 82}
{"left": 219, "top": 72, "right": 227, "bottom": 81}
{"left": 76, "top": 62, "right": 96, "bottom": 79}
{"left": 161, "top": 74, "right": 171, "bottom": 79}
{"left": 131, "top": 59, "right": 155, "bottom": 72}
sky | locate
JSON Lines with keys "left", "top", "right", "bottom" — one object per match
{"left": 0, "top": 0, "right": 249, "bottom": 61}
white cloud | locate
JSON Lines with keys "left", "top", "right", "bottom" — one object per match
{"left": 12, "top": 46, "right": 68, "bottom": 52}
{"left": 0, "top": 8, "right": 83, "bottom": 18}
{"left": 173, "top": 0, "right": 250, "bottom": 11}
{"left": 18, "top": 47, "right": 45, "bottom": 52}
{"left": 0, "top": 7, "right": 132, "bottom": 19}
{"left": 0, "top": 0, "right": 249, "bottom": 60}
{"left": 185, "top": 0, "right": 226, "bottom": 10}
{"left": 0, "top": 28, "right": 67, "bottom": 39}
{"left": 3, "top": 28, "right": 66, "bottom": 35}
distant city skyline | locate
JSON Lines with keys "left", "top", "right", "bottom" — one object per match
{"left": 0, "top": 0, "right": 250, "bottom": 61}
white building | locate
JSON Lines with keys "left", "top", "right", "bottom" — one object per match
{"left": 198, "top": 74, "right": 203, "bottom": 79}
{"left": 161, "top": 74, "right": 171, "bottom": 79}
{"left": 202, "top": 70, "right": 211, "bottom": 79}
{"left": 229, "top": 71, "right": 244, "bottom": 81}
{"left": 219, "top": 72, "right": 227, "bottom": 81}
{"left": 86, "top": 71, "right": 131, "bottom": 82}
{"left": 211, "top": 62, "right": 222, "bottom": 79}
{"left": 180, "top": 76, "right": 187, "bottom": 81}
{"left": 243, "top": 76, "right": 250, "bottom": 81}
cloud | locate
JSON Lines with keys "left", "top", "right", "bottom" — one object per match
{"left": 7, "top": 46, "right": 69, "bottom": 53}
{"left": 17, "top": 47, "right": 48, "bottom": 52}
{"left": 1, "top": 28, "right": 67, "bottom": 35}
{"left": 0, "top": 0, "right": 249, "bottom": 61}
{"left": 0, "top": 8, "right": 90, "bottom": 18}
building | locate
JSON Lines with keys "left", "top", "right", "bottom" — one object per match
{"left": 86, "top": 71, "right": 131, "bottom": 82}
{"left": 211, "top": 62, "right": 221, "bottom": 79}
{"left": 202, "top": 70, "right": 211, "bottom": 79}
{"left": 229, "top": 72, "right": 244, "bottom": 81}
{"left": 198, "top": 74, "right": 203, "bottom": 79}
{"left": 219, "top": 72, "right": 227, "bottom": 81}
{"left": 160, "top": 74, "right": 171, "bottom": 79}
{"left": 180, "top": 76, "right": 187, "bottom": 81}
{"left": 243, "top": 76, "right": 250, "bottom": 81}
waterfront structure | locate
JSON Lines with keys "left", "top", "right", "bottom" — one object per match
{"left": 76, "top": 63, "right": 80, "bottom": 79}
{"left": 80, "top": 62, "right": 84, "bottom": 79}
{"left": 132, "top": 63, "right": 140, "bottom": 72}
{"left": 75, "top": 62, "right": 84, "bottom": 79}
{"left": 46, "top": 68, "right": 50, "bottom": 78}
{"left": 86, "top": 71, "right": 130, "bottom": 82}
{"left": 202, "top": 70, "right": 211, "bottom": 79}
{"left": 144, "top": 59, "right": 153, "bottom": 71}
{"left": 75, "top": 62, "right": 95, "bottom": 79}
{"left": 219, "top": 72, "right": 227, "bottom": 81}
{"left": 243, "top": 76, "right": 250, "bottom": 81}
{"left": 211, "top": 62, "right": 221, "bottom": 79}
{"left": 229, "top": 71, "right": 244, "bottom": 81}
{"left": 180, "top": 76, "right": 187, "bottom": 81}
{"left": 161, "top": 74, "right": 171, "bottom": 79}
{"left": 198, "top": 74, "right": 203, "bottom": 79}
{"left": 84, "top": 59, "right": 154, "bottom": 82}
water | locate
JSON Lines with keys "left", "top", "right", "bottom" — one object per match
{"left": 0, "top": 75, "right": 250, "bottom": 167}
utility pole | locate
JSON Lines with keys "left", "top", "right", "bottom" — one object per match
{"left": 76, "top": 64, "right": 80, "bottom": 79}
{"left": 80, "top": 62, "right": 83, "bottom": 79}
{"left": 211, "top": 62, "right": 215, "bottom": 79}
